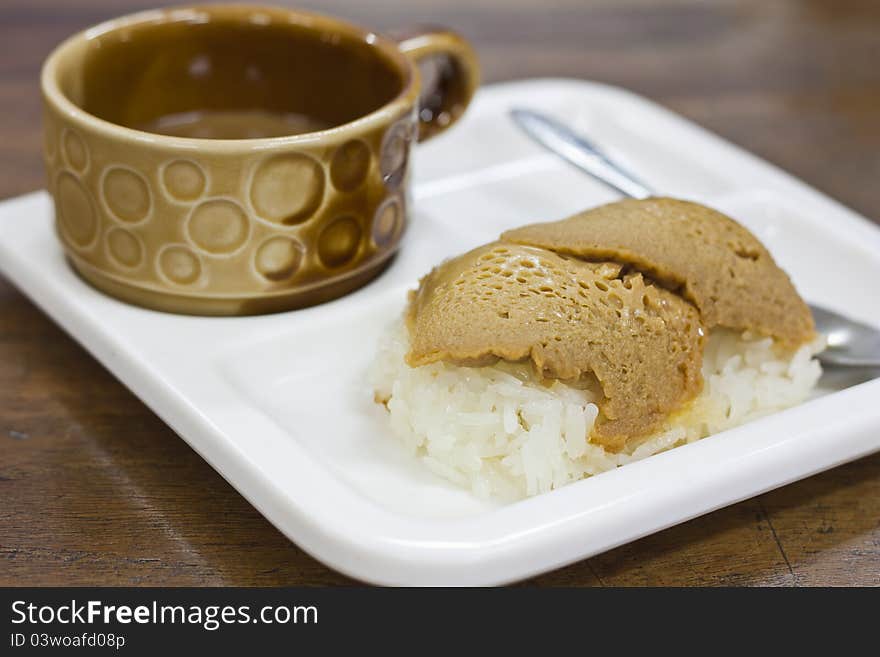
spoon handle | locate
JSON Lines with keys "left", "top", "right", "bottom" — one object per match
{"left": 510, "top": 108, "right": 653, "bottom": 199}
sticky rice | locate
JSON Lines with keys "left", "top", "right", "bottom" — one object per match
{"left": 371, "top": 319, "right": 823, "bottom": 501}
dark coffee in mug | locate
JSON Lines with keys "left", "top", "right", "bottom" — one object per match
{"left": 42, "top": 5, "right": 478, "bottom": 315}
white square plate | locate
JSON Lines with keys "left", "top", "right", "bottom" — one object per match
{"left": 1, "top": 79, "right": 879, "bottom": 585}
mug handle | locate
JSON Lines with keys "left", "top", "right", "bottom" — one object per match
{"left": 396, "top": 28, "right": 480, "bottom": 142}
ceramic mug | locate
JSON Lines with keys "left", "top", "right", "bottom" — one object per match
{"left": 41, "top": 4, "right": 478, "bottom": 315}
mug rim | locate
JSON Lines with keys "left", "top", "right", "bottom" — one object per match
{"left": 41, "top": 3, "right": 419, "bottom": 151}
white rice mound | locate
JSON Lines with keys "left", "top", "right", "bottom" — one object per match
{"left": 371, "top": 318, "right": 825, "bottom": 501}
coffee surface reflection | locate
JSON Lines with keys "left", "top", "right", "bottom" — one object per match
{"left": 136, "top": 109, "right": 331, "bottom": 139}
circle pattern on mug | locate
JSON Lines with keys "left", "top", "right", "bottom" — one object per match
{"left": 187, "top": 199, "right": 249, "bottom": 255}
{"left": 318, "top": 215, "right": 362, "bottom": 268}
{"left": 380, "top": 122, "right": 411, "bottom": 190}
{"left": 330, "top": 139, "right": 371, "bottom": 192}
{"left": 372, "top": 196, "right": 402, "bottom": 248}
{"left": 163, "top": 160, "right": 206, "bottom": 201}
{"left": 56, "top": 172, "right": 97, "bottom": 247}
{"left": 255, "top": 236, "right": 304, "bottom": 281}
{"left": 63, "top": 130, "right": 88, "bottom": 172}
{"left": 159, "top": 246, "right": 201, "bottom": 285}
{"left": 250, "top": 154, "right": 324, "bottom": 225}
{"left": 103, "top": 167, "right": 151, "bottom": 223}
{"left": 106, "top": 227, "right": 144, "bottom": 268}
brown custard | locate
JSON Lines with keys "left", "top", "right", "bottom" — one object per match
{"left": 406, "top": 198, "right": 815, "bottom": 448}
{"left": 503, "top": 198, "right": 815, "bottom": 346}
{"left": 406, "top": 243, "right": 704, "bottom": 449}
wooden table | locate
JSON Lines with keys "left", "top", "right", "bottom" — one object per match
{"left": 2, "top": 0, "right": 878, "bottom": 586}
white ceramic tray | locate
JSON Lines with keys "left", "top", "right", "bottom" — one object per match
{"left": 2, "top": 79, "right": 879, "bottom": 585}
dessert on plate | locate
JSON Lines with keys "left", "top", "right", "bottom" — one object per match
{"left": 372, "top": 198, "right": 824, "bottom": 500}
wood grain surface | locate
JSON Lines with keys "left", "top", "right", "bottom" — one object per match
{"left": 1, "top": 0, "right": 878, "bottom": 586}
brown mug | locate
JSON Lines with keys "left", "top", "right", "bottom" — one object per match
{"left": 40, "top": 4, "right": 479, "bottom": 315}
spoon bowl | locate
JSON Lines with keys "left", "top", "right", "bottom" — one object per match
{"left": 811, "top": 305, "right": 880, "bottom": 368}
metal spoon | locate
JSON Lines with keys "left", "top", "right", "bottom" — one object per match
{"left": 510, "top": 107, "right": 880, "bottom": 368}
